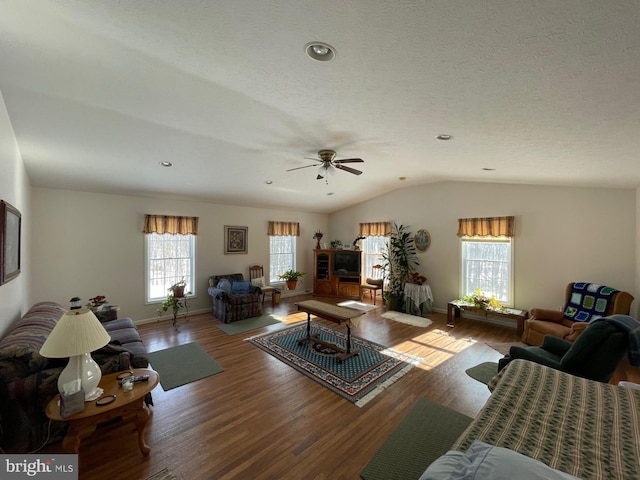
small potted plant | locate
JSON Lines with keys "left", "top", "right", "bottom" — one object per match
{"left": 157, "top": 279, "right": 191, "bottom": 328}
{"left": 278, "top": 270, "right": 306, "bottom": 291}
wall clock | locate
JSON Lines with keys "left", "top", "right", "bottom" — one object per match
{"left": 414, "top": 229, "right": 431, "bottom": 252}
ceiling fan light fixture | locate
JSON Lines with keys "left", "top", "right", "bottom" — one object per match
{"left": 305, "top": 42, "right": 336, "bottom": 62}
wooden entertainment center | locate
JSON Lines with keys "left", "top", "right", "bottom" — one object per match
{"left": 313, "top": 249, "right": 362, "bottom": 299}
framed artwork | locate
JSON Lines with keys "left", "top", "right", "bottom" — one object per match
{"left": 1, "top": 200, "right": 21, "bottom": 285}
{"left": 414, "top": 229, "right": 431, "bottom": 252}
{"left": 224, "top": 225, "right": 248, "bottom": 254}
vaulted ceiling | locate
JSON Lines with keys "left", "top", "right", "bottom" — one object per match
{"left": 1, "top": 1, "right": 638, "bottom": 213}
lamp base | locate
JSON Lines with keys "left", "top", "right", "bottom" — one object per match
{"left": 57, "top": 353, "right": 103, "bottom": 401}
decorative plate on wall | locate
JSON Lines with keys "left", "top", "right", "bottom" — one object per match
{"left": 414, "top": 229, "right": 431, "bottom": 252}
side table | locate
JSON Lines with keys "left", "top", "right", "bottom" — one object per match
{"left": 46, "top": 368, "right": 159, "bottom": 456}
{"left": 403, "top": 283, "right": 433, "bottom": 316}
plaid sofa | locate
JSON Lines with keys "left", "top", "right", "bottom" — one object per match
{"left": 0, "top": 301, "right": 149, "bottom": 452}
{"left": 208, "top": 274, "right": 263, "bottom": 323}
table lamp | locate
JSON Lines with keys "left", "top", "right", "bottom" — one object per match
{"left": 40, "top": 308, "right": 111, "bottom": 401}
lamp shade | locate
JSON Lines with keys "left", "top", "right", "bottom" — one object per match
{"left": 40, "top": 308, "right": 111, "bottom": 358}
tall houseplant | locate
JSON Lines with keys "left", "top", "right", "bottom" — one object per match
{"left": 381, "top": 223, "right": 419, "bottom": 311}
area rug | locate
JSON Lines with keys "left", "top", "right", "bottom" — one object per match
{"left": 486, "top": 341, "right": 528, "bottom": 356}
{"left": 465, "top": 361, "right": 499, "bottom": 385}
{"left": 148, "top": 342, "right": 224, "bottom": 391}
{"left": 246, "top": 321, "right": 420, "bottom": 406}
{"left": 382, "top": 311, "right": 433, "bottom": 327}
{"left": 215, "top": 313, "right": 284, "bottom": 335}
{"left": 360, "top": 398, "right": 473, "bottom": 480}
{"left": 145, "top": 468, "right": 176, "bottom": 480}
{"left": 337, "top": 300, "right": 378, "bottom": 312}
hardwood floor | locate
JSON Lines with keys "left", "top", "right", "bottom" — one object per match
{"left": 42, "top": 295, "right": 639, "bottom": 480}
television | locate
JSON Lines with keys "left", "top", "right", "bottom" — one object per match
{"left": 333, "top": 251, "right": 361, "bottom": 276}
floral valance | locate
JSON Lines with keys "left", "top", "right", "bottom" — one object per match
{"left": 457, "top": 216, "right": 514, "bottom": 238}
{"left": 268, "top": 221, "right": 300, "bottom": 236}
{"left": 359, "top": 222, "right": 392, "bottom": 236}
{"left": 143, "top": 215, "right": 199, "bottom": 235}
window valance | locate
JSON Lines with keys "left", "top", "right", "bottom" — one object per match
{"left": 359, "top": 222, "right": 392, "bottom": 236}
{"left": 143, "top": 215, "right": 199, "bottom": 235}
{"left": 268, "top": 221, "right": 300, "bottom": 236}
{"left": 457, "top": 216, "right": 514, "bottom": 238}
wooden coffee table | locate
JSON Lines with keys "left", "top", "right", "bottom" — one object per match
{"left": 295, "top": 300, "right": 366, "bottom": 363}
{"left": 46, "top": 368, "right": 159, "bottom": 456}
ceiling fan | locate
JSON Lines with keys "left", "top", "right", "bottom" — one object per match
{"left": 286, "top": 150, "right": 364, "bottom": 181}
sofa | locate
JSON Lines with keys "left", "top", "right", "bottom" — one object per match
{"left": 420, "top": 360, "right": 640, "bottom": 479}
{"left": 208, "top": 274, "right": 263, "bottom": 323}
{"left": 0, "top": 301, "right": 149, "bottom": 452}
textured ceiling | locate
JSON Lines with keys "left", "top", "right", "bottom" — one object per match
{"left": 1, "top": 1, "right": 639, "bottom": 213}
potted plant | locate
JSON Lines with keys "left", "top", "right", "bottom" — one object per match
{"left": 381, "top": 223, "right": 419, "bottom": 311}
{"left": 278, "top": 270, "right": 306, "bottom": 291}
{"left": 157, "top": 279, "right": 190, "bottom": 327}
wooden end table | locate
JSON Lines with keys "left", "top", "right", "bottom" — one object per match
{"left": 447, "top": 301, "right": 529, "bottom": 336}
{"left": 46, "top": 368, "right": 159, "bottom": 456}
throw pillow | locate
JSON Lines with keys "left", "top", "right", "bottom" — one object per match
{"left": 217, "top": 279, "right": 232, "bottom": 293}
{"left": 231, "top": 280, "right": 252, "bottom": 294}
{"left": 420, "top": 441, "right": 580, "bottom": 480}
{"left": 251, "top": 276, "right": 265, "bottom": 288}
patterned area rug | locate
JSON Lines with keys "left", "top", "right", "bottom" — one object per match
{"left": 246, "top": 321, "right": 420, "bottom": 406}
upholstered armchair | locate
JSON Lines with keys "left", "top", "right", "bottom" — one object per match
{"left": 207, "top": 274, "right": 263, "bottom": 323}
{"left": 504, "top": 319, "right": 632, "bottom": 383}
{"left": 522, "top": 282, "right": 633, "bottom": 346}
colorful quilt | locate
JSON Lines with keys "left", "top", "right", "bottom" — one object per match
{"left": 563, "top": 282, "right": 618, "bottom": 322}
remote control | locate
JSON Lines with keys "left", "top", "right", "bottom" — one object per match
{"left": 133, "top": 375, "right": 149, "bottom": 383}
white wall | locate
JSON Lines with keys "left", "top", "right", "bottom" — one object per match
{"left": 0, "top": 91, "right": 30, "bottom": 337}
{"left": 330, "top": 181, "right": 637, "bottom": 314}
{"left": 31, "top": 188, "right": 328, "bottom": 322}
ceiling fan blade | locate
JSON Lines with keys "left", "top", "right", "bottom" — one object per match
{"left": 286, "top": 164, "right": 318, "bottom": 172}
{"left": 335, "top": 164, "right": 363, "bottom": 175}
{"left": 334, "top": 158, "right": 364, "bottom": 164}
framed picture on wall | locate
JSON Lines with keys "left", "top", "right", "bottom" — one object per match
{"left": 1, "top": 200, "right": 21, "bottom": 285}
{"left": 224, "top": 225, "right": 248, "bottom": 254}
{"left": 414, "top": 229, "right": 431, "bottom": 252}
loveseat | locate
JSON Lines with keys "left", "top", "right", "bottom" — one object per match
{"left": 208, "top": 274, "right": 263, "bottom": 323}
{"left": 0, "top": 301, "right": 149, "bottom": 452}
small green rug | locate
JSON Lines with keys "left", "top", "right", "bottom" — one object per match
{"left": 148, "top": 342, "right": 224, "bottom": 391}
{"left": 465, "top": 361, "right": 499, "bottom": 385}
{"left": 360, "top": 398, "right": 472, "bottom": 480}
{"left": 215, "top": 313, "right": 284, "bottom": 335}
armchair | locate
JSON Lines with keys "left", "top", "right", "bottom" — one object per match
{"left": 208, "top": 274, "right": 263, "bottom": 323}
{"left": 503, "top": 319, "right": 631, "bottom": 383}
{"left": 522, "top": 282, "right": 633, "bottom": 345}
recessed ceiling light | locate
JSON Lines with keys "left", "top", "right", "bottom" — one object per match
{"left": 482, "top": 168, "right": 496, "bottom": 171}
{"left": 436, "top": 134, "right": 452, "bottom": 140}
{"left": 159, "top": 161, "right": 173, "bottom": 167}
{"left": 305, "top": 42, "right": 336, "bottom": 62}
{"left": 327, "top": 192, "right": 334, "bottom": 196}
{"left": 398, "top": 177, "right": 407, "bottom": 181}
{"left": 265, "top": 180, "right": 273, "bottom": 185}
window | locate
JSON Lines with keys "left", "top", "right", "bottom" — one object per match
{"left": 269, "top": 235, "right": 296, "bottom": 283}
{"left": 146, "top": 233, "right": 196, "bottom": 302}
{"left": 460, "top": 237, "right": 513, "bottom": 306}
{"left": 361, "top": 236, "right": 387, "bottom": 277}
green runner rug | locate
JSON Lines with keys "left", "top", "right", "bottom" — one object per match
{"left": 465, "top": 361, "right": 499, "bottom": 385}
{"left": 360, "top": 398, "right": 472, "bottom": 480}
